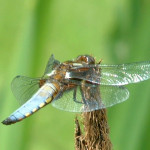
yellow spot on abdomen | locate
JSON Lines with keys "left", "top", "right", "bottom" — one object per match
{"left": 25, "top": 112, "right": 31, "bottom": 117}
{"left": 32, "top": 108, "right": 37, "bottom": 112}
{"left": 39, "top": 102, "right": 45, "bottom": 108}
{"left": 45, "top": 97, "right": 52, "bottom": 103}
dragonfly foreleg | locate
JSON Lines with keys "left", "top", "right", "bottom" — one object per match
{"left": 73, "top": 87, "right": 84, "bottom": 104}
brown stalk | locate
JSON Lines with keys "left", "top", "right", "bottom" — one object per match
{"left": 75, "top": 56, "right": 112, "bottom": 150}
{"left": 75, "top": 109, "right": 112, "bottom": 150}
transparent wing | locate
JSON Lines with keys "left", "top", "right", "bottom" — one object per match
{"left": 99, "top": 61, "right": 150, "bottom": 85}
{"left": 67, "top": 61, "right": 150, "bottom": 85}
{"left": 51, "top": 85, "right": 129, "bottom": 112}
{"left": 11, "top": 76, "right": 40, "bottom": 105}
{"left": 44, "top": 54, "right": 60, "bottom": 75}
{"left": 51, "top": 88, "right": 83, "bottom": 112}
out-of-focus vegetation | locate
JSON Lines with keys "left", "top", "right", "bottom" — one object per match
{"left": 0, "top": 0, "right": 150, "bottom": 150}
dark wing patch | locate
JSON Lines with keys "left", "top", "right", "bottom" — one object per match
{"left": 67, "top": 61, "right": 150, "bottom": 85}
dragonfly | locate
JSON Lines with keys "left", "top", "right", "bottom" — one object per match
{"left": 2, "top": 54, "right": 150, "bottom": 125}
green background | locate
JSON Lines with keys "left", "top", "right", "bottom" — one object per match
{"left": 0, "top": 0, "right": 150, "bottom": 150}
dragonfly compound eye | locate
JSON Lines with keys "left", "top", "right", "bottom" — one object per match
{"left": 76, "top": 55, "right": 95, "bottom": 64}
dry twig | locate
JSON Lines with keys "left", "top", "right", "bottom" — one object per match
{"left": 75, "top": 109, "right": 112, "bottom": 150}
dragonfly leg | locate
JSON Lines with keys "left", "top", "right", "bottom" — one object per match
{"left": 79, "top": 86, "right": 88, "bottom": 105}
{"left": 73, "top": 88, "right": 84, "bottom": 104}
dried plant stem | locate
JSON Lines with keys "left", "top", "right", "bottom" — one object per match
{"left": 75, "top": 109, "right": 112, "bottom": 150}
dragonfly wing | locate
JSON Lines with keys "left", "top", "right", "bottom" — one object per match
{"left": 99, "top": 61, "right": 150, "bottom": 85}
{"left": 51, "top": 85, "right": 129, "bottom": 112}
{"left": 65, "top": 65, "right": 100, "bottom": 84}
{"left": 97, "top": 85, "right": 129, "bottom": 108}
{"left": 81, "top": 85, "right": 129, "bottom": 112}
{"left": 11, "top": 76, "right": 40, "bottom": 105}
{"left": 67, "top": 61, "right": 150, "bottom": 85}
{"left": 44, "top": 54, "right": 60, "bottom": 75}
{"left": 51, "top": 87, "right": 83, "bottom": 112}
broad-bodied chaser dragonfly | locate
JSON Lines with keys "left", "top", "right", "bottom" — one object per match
{"left": 2, "top": 55, "right": 150, "bottom": 125}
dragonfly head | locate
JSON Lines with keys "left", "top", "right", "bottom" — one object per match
{"left": 76, "top": 55, "right": 95, "bottom": 64}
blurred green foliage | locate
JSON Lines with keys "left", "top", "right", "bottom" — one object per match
{"left": 0, "top": 0, "right": 150, "bottom": 150}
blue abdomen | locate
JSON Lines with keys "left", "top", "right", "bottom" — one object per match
{"left": 2, "top": 83, "right": 57, "bottom": 125}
